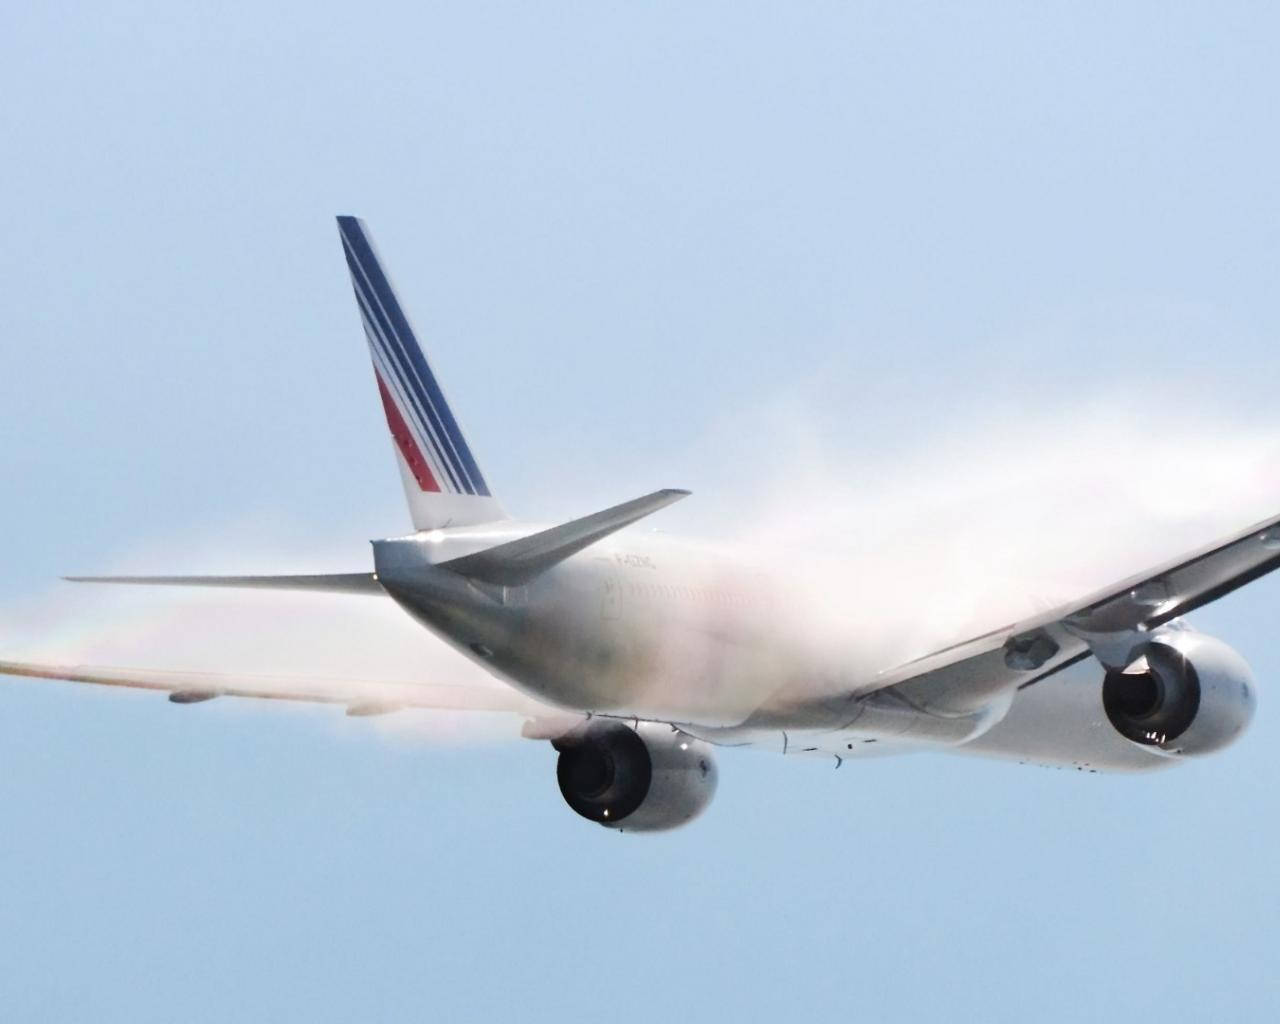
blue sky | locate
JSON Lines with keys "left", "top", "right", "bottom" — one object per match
{"left": 3, "top": 2, "right": 1280, "bottom": 1020}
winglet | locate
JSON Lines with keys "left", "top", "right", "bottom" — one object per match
{"left": 438, "top": 489, "right": 690, "bottom": 585}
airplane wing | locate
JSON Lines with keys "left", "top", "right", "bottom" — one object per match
{"left": 0, "top": 658, "right": 567, "bottom": 721}
{"left": 874, "top": 508, "right": 1280, "bottom": 716}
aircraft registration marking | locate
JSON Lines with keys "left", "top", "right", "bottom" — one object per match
{"left": 613, "top": 553, "right": 657, "bottom": 570}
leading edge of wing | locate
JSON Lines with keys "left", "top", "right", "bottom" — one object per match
{"left": 64, "top": 573, "right": 385, "bottom": 596}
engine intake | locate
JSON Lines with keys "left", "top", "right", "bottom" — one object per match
{"left": 1102, "top": 631, "right": 1256, "bottom": 757}
{"left": 555, "top": 721, "right": 717, "bottom": 831}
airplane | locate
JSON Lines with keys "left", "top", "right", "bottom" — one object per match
{"left": 0, "top": 216, "right": 1267, "bottom": 831}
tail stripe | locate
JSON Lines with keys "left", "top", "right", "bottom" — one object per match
{"left": 364, "top": 322, "right": 451, "bottom": 491}
{"left": 342, "top": 235, "right": 468, "bottom": 494}
{"left": 374, "top": 374, "right": 440, "bottom": 491}
{"left": 350, "top": 276, "right": 465, "bottom": 493}
{"left": 337, "top": 219, "right": 490, "bottom": 497}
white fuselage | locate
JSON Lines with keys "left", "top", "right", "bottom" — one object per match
{"left": 371, "top": 523, "right": 1172, "bottom": 772}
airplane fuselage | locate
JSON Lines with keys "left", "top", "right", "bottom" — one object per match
{"left": 374, "top": 526, "right": 839, "bottom": 723}
{"left": 371, "top": 525, "right": 1168, "bottom": 771}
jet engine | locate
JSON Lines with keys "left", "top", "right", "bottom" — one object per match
{"left": 554, "top": 721, "right": 718, "bottom": 831}
{"left": 1102, "top": 630, "right": 1256, "bottom": 757}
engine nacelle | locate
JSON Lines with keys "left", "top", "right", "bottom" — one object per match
{"left": 1102, "top": 630, "right": 1256, "bottom": 757}
{"left": 554, "top": 721, "right": 718, "bottom": 831}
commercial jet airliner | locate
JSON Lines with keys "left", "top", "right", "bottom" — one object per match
{"left": 1, "top": 217, "right": 1267, "bottom": 830}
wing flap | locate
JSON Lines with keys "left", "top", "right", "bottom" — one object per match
{"left": 1063, "top": 512, "right": 1280, "bottom": 633}
{"left": 875, "top": 508, "right": 1280, "bottom": 715}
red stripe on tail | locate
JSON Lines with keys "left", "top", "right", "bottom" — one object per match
{"left": 375, "top": 373, "right": 440, "bottom": 492}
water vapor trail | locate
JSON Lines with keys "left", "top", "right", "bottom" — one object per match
{"left": 0, "top": 537, "right": 523, "bottom": 746}
{"left": 4, "top": 389, "right": 1280, "bottom": 738}
{"left": 713, "top": 397, "right": 1280, "bottom": 674}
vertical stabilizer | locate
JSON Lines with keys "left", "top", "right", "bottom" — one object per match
{"left": 337, "top": 216, "right": 506, "bottom": 529}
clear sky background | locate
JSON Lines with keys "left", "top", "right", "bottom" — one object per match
{"left": 4, "top": 3, "right": 1280, "bottom": 1021}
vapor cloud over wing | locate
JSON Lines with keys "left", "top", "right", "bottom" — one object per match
{"left": 5, "top": 384, "right": 1279, "bottom": 736}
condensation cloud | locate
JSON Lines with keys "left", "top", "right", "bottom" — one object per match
{"left": 4, "top": 387, "right": 1279, "bottom": 740}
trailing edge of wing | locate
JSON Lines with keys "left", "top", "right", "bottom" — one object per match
{"left": 873, "top": 506, "right": 1280, "bottom": 717}
{"left": 0, "top": 658, "right": 562, "bottom": 718}
{"left": 438, "top": 488, "right": 690, "bottom": 585}
{"left": 64, "top": 573, "right": 385, "bottom": 595}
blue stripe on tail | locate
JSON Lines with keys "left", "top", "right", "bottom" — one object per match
{"left": 336, "top": 216, "right": 491, "bottom": 498}
{"left": 344, "top": 257, "right": 466, "bottom": 493}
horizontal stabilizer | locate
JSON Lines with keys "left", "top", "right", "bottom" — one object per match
{"left": 65, "top": 573, "right": 384, "bottom": 595}
{"left": 439, "top": 488, "right": 690, "bottom": 585}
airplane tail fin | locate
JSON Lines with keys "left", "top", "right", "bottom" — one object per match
{"left": 337, "top": 216, "right": 506, "bottom": 530}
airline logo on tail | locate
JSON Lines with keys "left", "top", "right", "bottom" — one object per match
{"left": 337, "top": 216, "right": 491, "bottom": 497}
